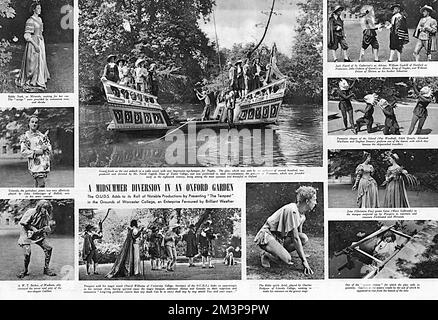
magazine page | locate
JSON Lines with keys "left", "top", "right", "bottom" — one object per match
{"left": 0, "top": 0, "right": 437, "bottom": 303}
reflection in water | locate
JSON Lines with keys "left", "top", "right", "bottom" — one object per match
{"left": 79, "top": 103, "right": 322, "bottom": 167}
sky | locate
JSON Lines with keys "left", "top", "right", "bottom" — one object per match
{"left": 199, "top": 0, "right": 299, "bottom": 57}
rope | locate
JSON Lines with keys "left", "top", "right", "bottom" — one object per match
{"left": 249, "top": 0, "right": 276, "bottom": 58}
{"left": 137, "top": 118, "right": 198, "bottom": 145}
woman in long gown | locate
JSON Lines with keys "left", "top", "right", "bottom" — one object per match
{"left": 382, "top": 153, "right": 410, "bottom": 208}
{"left": 106, "top": 220, "right": 143, "bottom": 278}
{"left": 16, "top": 2, "right": 50, "bottom": 92}
{"left": 353, "top": 152, "right": 379, "bottom": 208}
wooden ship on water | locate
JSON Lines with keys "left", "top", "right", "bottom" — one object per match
{"left": 101, "top": 45, "right": 288, "bottom": 134}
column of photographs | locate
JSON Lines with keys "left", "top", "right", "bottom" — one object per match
{"left": 0, "top": 0, "right": 75, "bottom": 282}
{"left": 327, "top": 0, "right": 438, "bottom": 280}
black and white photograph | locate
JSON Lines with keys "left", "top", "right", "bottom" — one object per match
{"left": 78, "top": 208, "right": 241, "bottom": 280}
{"left": 0, "top": 107, "right": 74, "bottom": 188}
{"left": 329, "top": 220, "right": 438, "bottom": 279}
{"left": 328, "top": 77, "right": 438, "bottom": 135}
{"left": 328, "top": 1, "right": 438, "bottom": 62}
{"left": 0, "top": 199, "right": 74, "bottom": 280}
{"left": 246, "top": 183, "right": 324, "bottom": 280}
{"left": 328, "top": 149, "right": 438, "bottom": 208}
{"left": 79, "top": 0, "right": 323, "bottom": 168}
{"left": 0, "top": 0, "right": 74, "bottom": 93}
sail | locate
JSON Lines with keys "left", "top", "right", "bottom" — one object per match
{"left": 266, "top": 43, "right": 286, "bottom": 83}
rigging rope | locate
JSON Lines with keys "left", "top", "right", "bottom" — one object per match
{"left": 249, "top": 0, "right": 276, "bottom": 58}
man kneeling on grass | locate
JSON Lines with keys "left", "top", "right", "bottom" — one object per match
{"left": 254, "top": 186, "right": 317, "bottom": 275}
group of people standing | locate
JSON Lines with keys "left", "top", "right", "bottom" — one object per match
{"left": 195, "top": 56, "right": 270, "bottom": 124}
{"left": 82, "top": 219, "right": 222, "bottom": 278}
{"left": 328, "top": 4, "right": 438, "bottom": 62}
{"left": 353, "top": 151, "right": 414, "bottom": 208}
{"left": 102, "top": 54, "right": 159, "bottom": 97}
{"left": 336, "top": 78, "right": 434, "bottom": 135}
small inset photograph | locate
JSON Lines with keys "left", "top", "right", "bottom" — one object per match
{"left": 0, "top": 199, "right": 75, "bottom": 280}
{"left": 328, "top": 77, "right": 438, "bottom": 136}
{"left": 246, "top": 183, "right": 324, "bottom": 280}
{"left": 328, "top": 149, "right": 438, "bottom": 208}
{"left": 0, "top": 107, "right": 74, "bottom": 188}
{"left": 78, "top": 208, "right": 241, "bottom": 280}
{"left": 328, "top": 1, "right": 438, "bottom": 62}
{"left": 329, "top": 220, "right": 438, "bottom": 279}
{"left": 0, "top": 0, "right": 74, "bottom": 93}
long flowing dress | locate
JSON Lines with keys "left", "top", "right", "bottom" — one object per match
{"left": 356, "top": 164, "right": 379, "bottom": 208}
{"left": 16, "top": 16, "right": 50, "bottom": 90}
{"left": 383, "top": 166, "right": 410, "bottom": 208}
{"left": 106, "top": 228, "right": 141, "bottom": 278}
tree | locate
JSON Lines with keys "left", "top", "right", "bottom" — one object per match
{"left": 288, "top": 0, "right": 323, "bottom": 103}
{"left": 79, "top": 0, "right": 216, "bottom": 103}
{"left": 329, "top": 149, "right": 438, "bottom": 190}
{"left": 0, "top": 0, "right": 15, "bottom": 91}
{"left": 78, "top": 207, "right": 241, "bottom": 263}
{"left": 0, "top": 199, "right": 74, "bottom": 235}
{"left": 329, "top": 0, "right": 438, "bottom": 28}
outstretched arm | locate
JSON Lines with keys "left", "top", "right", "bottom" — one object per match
{"left": 291, "top": 228, "right": 313, "bottom": 275}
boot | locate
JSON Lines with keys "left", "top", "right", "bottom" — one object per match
{"left": 43, "top": 267, "right": 57, "bottom": 276}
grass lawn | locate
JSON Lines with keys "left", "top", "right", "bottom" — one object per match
{"left": 2, "top": 42, "right": 73, "bottom": 93}
{"left": 246, "top": 234, "right": 324, "bottom": 280}
{"left": 328, "top": 23, "right": 438, "bottom": 62}
{"left": 328, "top": 184, "right": 438, "bottom": 208}
{"left": 79, "top": 259, "right": 241, "bottom": 281}
{"left": 0, "top": 230, "right": 74, "bottom": 280}
{"left": 0, "top": 159, "right": 74, "bottom": 188}
{"left": 328, "top": 100, "right": 438, "bottom": 135}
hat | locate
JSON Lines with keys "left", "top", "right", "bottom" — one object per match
{"left": 85, "top": 224, "right": 94, "bottom": 232}
{"left": 364, "top": 94, "right": 376, "bottom": 104}
{"left": 420, "top": 86, "right": 432, "bottom": 98}
{"left": 148, "top": 63, "right": 157, "bottom": 71}
{"left": 107, "top": 54, "right": 117, "bottom": 63}
{"left": 390, "top": 3, "right": 403, "bottom": 10}
{"left": 116, "top": 56, "right": 127, "bottom": 64}
{"left": 135, "top": 58, "right": 145, "bottom": 67}
{"left": 333, "top": 5, "right": 345, "bottom": 14}
{"left": 420, "top": 5, "right": 435, "bottom": 14}
{"left": 234, "top": 60, "right": 242, "bottom": 65}
{"left": 205, "top": 219, "right": 212, "bottom": 225}
{"left": 338, "top": 79, "right": 349, "bottom": 91}
{"left": 377, "top": 98, "right": 389, "bottom": 108}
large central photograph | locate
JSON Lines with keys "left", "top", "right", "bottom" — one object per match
{"left": 78, "top": 0, "right": 323, "bottom": 167}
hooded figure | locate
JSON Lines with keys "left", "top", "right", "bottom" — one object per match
{"left": 378, "top": 99, "right": 400, "bottom": 135}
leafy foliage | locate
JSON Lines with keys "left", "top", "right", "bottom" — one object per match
{"left": 0, "top": 0, "right": 15, "bottom": 91}
{"left": 287, "top": 0, "right": 323, "bottom": 103}
{"left": 0, "top": 107, "right": 74, "bottom": 165}
{"left": 0, "top": 199, "right": 74, "bottom": 235}
{"left": 79, "top": 0, "right": 216, "bottom": 103}
{"left": 78, "top": 207, "right": 241, "bottom": 263}
{"left": 328, "top": 0, "right": 438, "bottom": 28}
{"left": 328, "top": 77, "right": 438, "bottom": 102}
{"left": 329, "top": 149, "right": 438, "bottom": 190}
